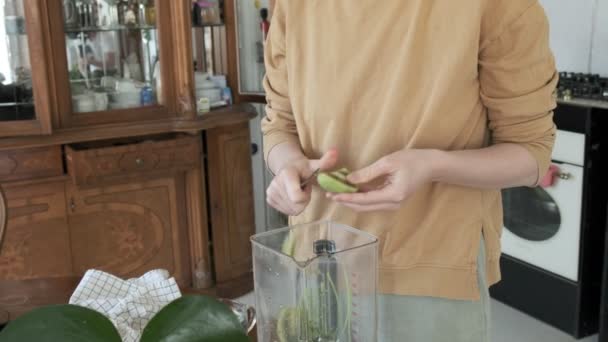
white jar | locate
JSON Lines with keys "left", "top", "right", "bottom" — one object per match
{"left": 197, "top": 97, "right": 210, "bottom": 114}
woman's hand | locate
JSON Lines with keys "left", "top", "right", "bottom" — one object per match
{"left": 328, "top": 149, "right": 438, "bottom": 212}
{"left": 266, "top": 149, "right": 338, "bottom": 216}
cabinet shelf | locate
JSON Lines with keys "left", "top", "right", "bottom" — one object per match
{"left": 65, "top": 25, "right": 157, "bottom": 34}
{"left": 192, "top": 23, "right": 224, "bottom": 28}
{"left": 0, "top": 102, "right": 34, "bottom": 107}
{"left": 6, "top": 31, "right": 27, "bottom": 36}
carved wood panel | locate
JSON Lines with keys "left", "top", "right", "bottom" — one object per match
{"left": 207, "top": 123, "right": 255, "bottom": 283}
{"left": 0, "top": 180, "right": 72, "bottom": 281}
{"left": 0, "top": 146, "right": 63, "bottom": 182}
{"left": 65, "top": 177, "right": 191, "bottom": 286}
{"left": 66, "top": 135, "right": 201, "bottom": 187}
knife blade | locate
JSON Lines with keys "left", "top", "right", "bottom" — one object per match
{"left": 300, "top": 168, "right": 320, "bottom": 189}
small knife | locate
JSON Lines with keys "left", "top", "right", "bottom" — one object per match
{"left": 300, "top": 168, "right": 320, "bottom": 189}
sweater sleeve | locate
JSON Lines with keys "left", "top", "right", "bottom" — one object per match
{"left": 261, "top": 0, "right": 300, "bottom": 162}
{"left": 479, "top": 2, "right": 558, "bottom": 185}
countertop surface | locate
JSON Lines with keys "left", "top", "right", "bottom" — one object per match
{"left": 557, "top": 98, "right": 608, "bottom": 110}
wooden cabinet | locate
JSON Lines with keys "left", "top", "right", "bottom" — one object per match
{"left": 207, "top": 123, "right": 255, "bottom": 291}
{"left": 0, "top": 180, "right": 71, "bottom": 282}
{"left": 65, "top": 134, "right": 201, "bottom": 187}
{"left": 0, "top": 179, "right": 76, "bottom": 318}
{"left": 0, "top": 0, "right": 258, "bottom": 322}
{"left": 0, "top": 176, "right": 194, "bottom": 285}
{"left": 0, "top": 146, "right": 63, "bottom": 182}
{"left": 65, "top": 177, "right": 192, "bottom": 286}
{"left": 48, "top": 0, "right": 182, "bottom": 127}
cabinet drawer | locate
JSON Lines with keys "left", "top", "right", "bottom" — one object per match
{"left": 66, "top": 134, "right": 201, "bottom": 187}
{"left": 0, "top": 180, "right": 72, "bottom": 281}
{"left": 0, "top": 146, "right": 63, "bottom": 182}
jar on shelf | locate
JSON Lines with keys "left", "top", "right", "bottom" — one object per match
{"left": 145, "top": 0, "right": 156, "bottom": 25}
{"left": 195, "top": 0, "right": 222, "bottom": 25}
{"left": 116, "top": 0, "right": 129, "bottom": 25}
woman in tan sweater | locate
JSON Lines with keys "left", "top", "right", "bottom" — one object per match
{"left": 262, "top": 0, "right": 557, "bottom": 340}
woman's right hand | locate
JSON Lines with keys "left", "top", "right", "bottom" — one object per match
{"left": 266, "top": 149, "right": 338, "bottom": 216}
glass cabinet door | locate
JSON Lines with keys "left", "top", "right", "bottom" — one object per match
{"left": 234, "top": 0, "right": 271, "bottom": 95}
{"left": 0, "top": 0, "right": 51, "bottom": 136}
{"left": 62, "top": 0, "right": 161, "bottom": 114}
{"left": 190, "top": 0, "right": 229, "bottom": 112}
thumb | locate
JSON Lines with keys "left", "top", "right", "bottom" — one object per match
{"left": 348, "top": 159, "right": 391, "bottom": 184}
{"left": 309, "top": 148, "right": 339, "bottom": 171}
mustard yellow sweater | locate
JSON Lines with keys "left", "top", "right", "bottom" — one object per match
{"left": 262, "top": 0, "right": 557, "bottom": 300}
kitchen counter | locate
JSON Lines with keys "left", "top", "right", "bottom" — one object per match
{"left": 557, "top": 98, "right": 608, "bottom": 110}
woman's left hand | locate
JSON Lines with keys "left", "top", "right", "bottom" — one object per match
{"left": 328, "top": 149, "right": 439, "bottom": 212}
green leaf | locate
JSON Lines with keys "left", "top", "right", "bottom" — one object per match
{"left": 0, "top": 304, "right": 121, "bottom": 342}
{"left": 140, "top": 295, "right": 249, "bottom": 342}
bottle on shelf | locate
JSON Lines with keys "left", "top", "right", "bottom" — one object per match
{"left": 192, "top": 0, "right": 222, "bottom": 26}
{"left": 152, "top": 57, "right": 162, "bottom": 104}
{"left": 192, "top": 0, "right": 200, "bottom": 26}
{"left": 117, "top": 0, "right": 129, "bottom": 25}
{"left": 260, "top": 8, "right": 270, "bottom": 41}
{"left": 137, "top": 0, "right": 147, "bottom": 26}
{"left": 63, "top": 0, "right": 81, "bottom": 29}
{"left": 124, "top": 2, "right": 138, "bottom": 25}
{"left": 145, "top": 0, "right": 156, "bottom": 25}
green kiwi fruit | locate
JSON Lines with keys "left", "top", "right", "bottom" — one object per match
{"left": 276, "top": 307, "right": 299, "bottom": 342}
{"left": 280, "top": 230, "right": 296, "bottom": 257}
{"left": 317, "top": 168, "right": 358, "bottom": 193}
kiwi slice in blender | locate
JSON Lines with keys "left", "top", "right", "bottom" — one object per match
{"left": 281, "top": 230, "right": 296, "bottom": 257}
{"left": 276, "top": 307, "right": 299, "bottom": 342}
{"left": 317, "top": 168, "right": 358, "bottom": 193}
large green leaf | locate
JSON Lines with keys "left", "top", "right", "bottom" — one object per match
{"left": 140, "top": 295, "right": 249, "bottom": 342}
{"left": 0, "top": 304, "right": 121, "bottom": 342}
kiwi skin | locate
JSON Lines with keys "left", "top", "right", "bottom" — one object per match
{"left": 317, "top": 169, "right": 358, "bottom": 193}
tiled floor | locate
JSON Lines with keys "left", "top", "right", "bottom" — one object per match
{"left": 491, "top": 300, "right": 597, "bottom": 342}
{"left": 235, "top": 293, "right": 599, "bottom": 341}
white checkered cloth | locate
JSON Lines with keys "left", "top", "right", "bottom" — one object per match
{"left": 69, "top": 269, "right": 182, "bottom": 342}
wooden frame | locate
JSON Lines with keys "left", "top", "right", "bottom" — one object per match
{"left": 0, "top": 184, "right": 6, "bottom": 252}
{"left": 224, "top": 0, "right": 266, "bottom": 105}
{"left": 47, "top": 0, "right": 181, "bottom": 128}
{"left": 0, "top": 0, "right": 55, "bottom": 137}
{"left": 167, "top": 0, "right": 197, "bottom": 118}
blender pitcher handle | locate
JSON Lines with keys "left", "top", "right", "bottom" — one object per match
{"left": 246, "top": 306, "right": 257, "bottom": 334}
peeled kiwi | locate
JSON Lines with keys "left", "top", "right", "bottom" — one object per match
{"left": 276, "top": 307, "right": 299, "bottom": 342}
{"left": 317, "top": 168, "right": 358, "bottom": 193}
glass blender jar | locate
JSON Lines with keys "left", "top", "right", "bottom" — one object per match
{"left": 251, "top": 221, "right": 378, "bottom": 342}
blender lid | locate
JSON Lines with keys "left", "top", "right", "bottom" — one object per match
{"left": 313, "top": 239, "right": 336, "bottom": 255}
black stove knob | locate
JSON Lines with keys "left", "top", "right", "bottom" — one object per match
{"left": 590, "top": 85, "right": 601, "bottom": 99}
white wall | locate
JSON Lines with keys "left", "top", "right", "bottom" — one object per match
{"left": 539, "top": 0, "right": 608, "bottom": 74}
{"left": 591, "top": 0, "right": 608, "bottom": 74}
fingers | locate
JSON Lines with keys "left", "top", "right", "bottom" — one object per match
{"left": 283, "top": 168, "right": 310, "bottom": 204}
{"left": 329, "top": 188, "right": 403, "bottom": 205}
{"left": 328, "top": 181, "right": 408, "bottom": 212}
{"left": 266, "top": 172, "right": 311, "bottom": 216}
{"left": 347, "top": 158, "right": 392, "bottom": 185}
{"left": 266, "top": 182, "right": 292, "bottom": 214}
{"left": 266, "top": 148, "right": 340, "bottom": 216}
{"left": 336, "top": 201, "right": 401, "bottom": 212}
{"left": 310, "top": 148, "right": 339, "bottom": 171}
